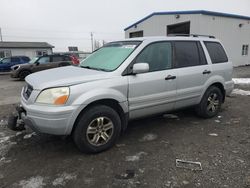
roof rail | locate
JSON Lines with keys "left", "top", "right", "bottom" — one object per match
{"left": 167, "top": 34, "right": 215, "bottom": 38}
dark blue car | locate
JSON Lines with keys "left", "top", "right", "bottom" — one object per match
{"left": 0, "top": 56, "right": 30, "bottom": 72}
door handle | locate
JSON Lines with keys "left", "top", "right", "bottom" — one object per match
{"left": 203, "top": 70, "right": 211, "bottom": 74}
{"left": 165, "top": 75, "right": 176, "bottom": 80}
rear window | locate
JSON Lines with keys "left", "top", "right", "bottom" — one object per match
{"left": 204, "top": 42, "right": 228, "bottom": 64}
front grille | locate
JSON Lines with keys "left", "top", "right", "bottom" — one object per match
{"left": 23, "top": 84, "right": 33, "bottom": 100}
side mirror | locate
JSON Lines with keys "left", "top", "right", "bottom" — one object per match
{"left": 35, "top": 62, "right": 40, "bottom": 66}
{"left": 132, "top": 63, "right": 149, "bottom": 74}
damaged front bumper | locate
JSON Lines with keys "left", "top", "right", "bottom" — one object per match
{"left": 8, "top": 102, "right": 80, "bottom": 135}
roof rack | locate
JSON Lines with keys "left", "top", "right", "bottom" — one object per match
{"left": 167, "top": 34, "right": 215, "bottom": 38}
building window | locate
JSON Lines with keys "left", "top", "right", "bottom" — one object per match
{"left": 36, "top": 50, "right": 48, "bottom": 56}
{"left": 242, "top": 45, "right": 249, "bottom": 56}
{"left": 0, "top": 50, "right": 11, "bottom": 58}
{"left": 129, "top": 31, "right": 143, "bottom": 38}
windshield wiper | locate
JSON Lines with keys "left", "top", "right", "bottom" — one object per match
{"left": 81, "top": 66, "right": 111, "bottom": 72}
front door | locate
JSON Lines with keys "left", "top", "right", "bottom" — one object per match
{"left": 128, "top": 41, "right": 177, "bottom": 119}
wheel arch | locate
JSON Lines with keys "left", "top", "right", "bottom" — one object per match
{"left": 200, "top": 81, "right": 226, "bottom": 104}
{"left": 71, "top": 98, "right": 128, "bottom": 135}
{"left": 210, "top": 82, "right": 226, "bottom": 102}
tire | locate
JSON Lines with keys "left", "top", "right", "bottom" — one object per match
{"left": 73, "top": 105, "right": 122, "bottom": 153}
{"left": 19, "top": 70, "right": 31, "bottom": 80}
{"left": 195, "top": 86, "right": 223, "bottom": 118}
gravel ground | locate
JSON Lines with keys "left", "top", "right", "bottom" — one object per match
{"left": 0, "top": 67, "right": 249, "bottom": 188}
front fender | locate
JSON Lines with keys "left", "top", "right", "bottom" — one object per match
{"left": 72, "top": 88, "right": 127, "bottom": 106}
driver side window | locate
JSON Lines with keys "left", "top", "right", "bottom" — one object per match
{"left": 134, "top": 42, "right": 172, "bottom": 72}
{"left": 37, "top": 57, "right": 50, "bottom": 64}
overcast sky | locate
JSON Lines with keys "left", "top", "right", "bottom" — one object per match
{"left": 0, "top": 0, "right": 249, "bottom": 51}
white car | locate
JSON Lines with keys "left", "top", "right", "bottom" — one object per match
{"left": 8, "top": 35, "right": 234, "bottom": 153}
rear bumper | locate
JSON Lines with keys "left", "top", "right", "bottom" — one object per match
{"left": 19, "top": 101, "right": 81, "bottom": 135}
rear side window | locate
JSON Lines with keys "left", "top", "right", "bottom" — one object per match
{"left": 63, "top": 56, "right": 71, "bottom": 61}
{"left": 174, "top": 41, "right": 205, "bottom": 68}
{"left": 52, "top": 56, "right": 63, "bottom": 62}
{"left": 204, "top": 42, "right": 228, "bottom": 63}
{"left": 134, "top": 42, "right": 172, "bottom": 72}
{"left": 21, "top": 57, "right": 30, "bottom": 62}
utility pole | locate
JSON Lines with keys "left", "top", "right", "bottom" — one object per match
{"left": 90, "top": 32, "right": 93, "bottom": 52}
{"left": 0, "top": 28, "right": 3, "bottom": 42}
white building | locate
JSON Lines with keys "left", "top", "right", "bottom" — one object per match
{"left": 124, "top": 10, "right": 250, "bottom": 66}
{"left": 0, "top": 41, "right": 54, "bottom": 59}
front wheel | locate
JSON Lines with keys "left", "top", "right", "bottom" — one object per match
{"left": 73, "top": 105, "right": 121, "bottom": 153}
{"left": 195, "top": 86, "right": 223, "bottom": 118}
{"left": 19, "top": 70, "right": 31, "bottom": 80}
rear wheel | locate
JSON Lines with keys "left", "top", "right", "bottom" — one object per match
{"left": 196, "top": 86, "right": 223, "bottom": 118}
{"left": 73, "top": 105, "right": 121, "bottom": 153}
{"left": 19, "top": 70, "right": 31, "bottom": 80}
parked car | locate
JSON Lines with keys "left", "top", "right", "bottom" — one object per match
{"left": 0, "top": 56, "right": 30, "bottom": 72}
{"left": 11, "top": 54, "right": 72, "bottom": 80}
{"left": 69, "top": 55, "right": 80, "bottom": 65}
{"left": 8, "top": 35, "right": 234, "bottom": 153}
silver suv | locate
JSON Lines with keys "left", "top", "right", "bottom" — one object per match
{"left": 8, "top": 35, "right": 234, "bottom": 153}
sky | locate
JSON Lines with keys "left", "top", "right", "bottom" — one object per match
{"left": 0, "top": 0, "right": 249, "bottom": 52}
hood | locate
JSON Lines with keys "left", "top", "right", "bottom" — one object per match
{"left": 25, "top": 66, "right": 114, "bottom": 90}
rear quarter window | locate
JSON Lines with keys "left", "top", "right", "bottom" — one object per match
{"left": 204, "top": 42, "right": 228, "bottom": 64}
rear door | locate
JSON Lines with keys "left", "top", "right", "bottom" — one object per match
{"left": 174, "top": 41, "right": 211, "bottom": 109}
{"left": 128, "top": 41, "right": 177, "bottom": 119}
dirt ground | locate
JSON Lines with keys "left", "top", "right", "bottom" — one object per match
{"left": 0, "top": 67, "right": 250, "bottom": 188}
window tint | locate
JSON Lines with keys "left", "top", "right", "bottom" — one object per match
{"left": 52, "top": 56, "right": 63, "bottom": 62}
{"left": 174, "top": 41, "right": 201, "bottom": 68}
{"left": 21, "top": 57, "right": 30, "bottom": 62}
{"left": 63, "top": 56, "right": 71, "bottom": 61}
{"left": 134, "top": 42, "right": 172, "bottom": 72}
{"left": 204, "top": 42, "right": 228, "bottom": 63}
{"left": 11, "top": 57, "right": 20, "bottom": 62}
{"left": 38, "top": 57, "right": 50, "bottom": 64}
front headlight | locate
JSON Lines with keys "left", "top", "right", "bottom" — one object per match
{"left": 36, "top": 87, "right": 69, "bottom": 105}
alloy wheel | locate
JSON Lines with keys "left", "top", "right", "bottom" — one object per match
{"left": 86, "top": 117, "right": 114, "bottom": 146}
{"left": 207, "top": 93, "right": 219, "bottom": 113}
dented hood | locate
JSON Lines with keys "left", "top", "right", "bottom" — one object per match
{"left": 25, "top": 66, "right": 113, "bottom": 90}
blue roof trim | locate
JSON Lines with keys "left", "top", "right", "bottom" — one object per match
{"left": 124, "top": 10, "right": 250, "bottom": 31}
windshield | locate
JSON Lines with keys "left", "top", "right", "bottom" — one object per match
{"left": 29, "top": 57, "right": 39, "bottom": 64}
{"left": 80, "top": 41, "right": 141, "bottom": 71}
